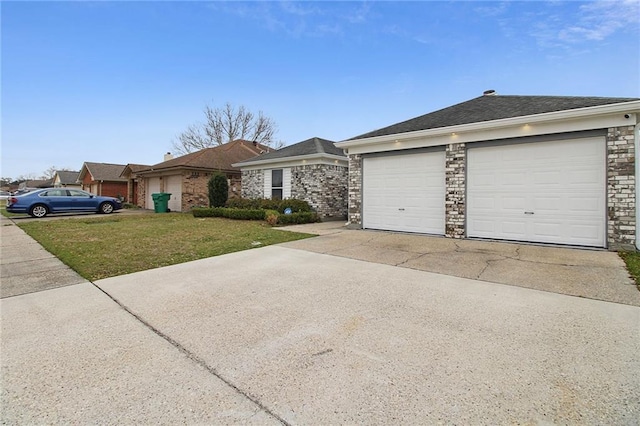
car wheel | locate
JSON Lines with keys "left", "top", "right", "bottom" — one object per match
{"left": 99, "top": 202, "right": 114, "bottom": 214}
{"left": 29, "top": 204, "right": 48, "bottom": 218}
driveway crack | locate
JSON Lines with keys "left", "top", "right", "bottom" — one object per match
{"left": 92, "top": 283, "right": 291, "bottom": 426}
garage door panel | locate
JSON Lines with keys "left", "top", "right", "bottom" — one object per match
{"left": 468, "top": 137, "right": 606, "bottom": 247}
{"left": 363, "top": 151, "right": 445, "bottom": 234}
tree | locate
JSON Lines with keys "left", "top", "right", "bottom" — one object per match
{"left": 173, "top": 102, "right": 281, "bottom": 155}
{"left": 40, "top": 166, "right": 72, "bottom": 180}
{"left": 208, "top": 173, "right": 228, "bottom": 208}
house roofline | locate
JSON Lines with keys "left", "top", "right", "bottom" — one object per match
{"left": 336, "top": 100, "right": 640, "bottom": 149}
{"left": 233, "top": 153, "right": 347, "bottom": 168}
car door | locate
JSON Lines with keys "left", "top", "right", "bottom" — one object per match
{"left": 68, "top": 189, "right": 97, "bottom": 211}
{"left": 39, "top": 189, "right": 70, "bottom": 212}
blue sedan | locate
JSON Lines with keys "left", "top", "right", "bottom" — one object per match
{"left": 6, "top": 188, "right": 122, "bottom": 218}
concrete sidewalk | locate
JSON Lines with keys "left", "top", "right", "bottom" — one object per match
{"left": 0, "top": 215, "right": 87, "bottom": 298}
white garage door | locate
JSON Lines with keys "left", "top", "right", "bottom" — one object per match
{"left": 146, "top": 177, "right": 161, "bottom": 210}
{"left": 165, "top": 175, "right": 182, "bottom": 212}
{"left": 467, "top": 137, "right": 606, "bottom": 247}
{"left": 363, "top": 151, "right": 445, "bottom": 234}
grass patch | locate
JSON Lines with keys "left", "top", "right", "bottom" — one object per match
{"left": 619, "top": 251, "right": 640, "bottom": 290}
{"left": 18, "top": 213, "right": 315, "bottom": 281}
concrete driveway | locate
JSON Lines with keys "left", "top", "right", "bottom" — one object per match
{"left": 2, "top": 217, "right": 639, "bottom": 424}
{"left": 280, "top": 222, "right": 640, "bottom": 307}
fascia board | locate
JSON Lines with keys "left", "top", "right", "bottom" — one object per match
{"left": 337, "top": 101, "right": 640, "bottom": 153}
{"left": 233, "top": 153, "right": 348, "bottom": 170}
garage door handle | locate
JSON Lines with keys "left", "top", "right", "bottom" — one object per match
{"left": 524, "top": 211, "right": 534, "bottom": 215}
{"left": 398, "top": 208, "right": 405, "bottom": 211}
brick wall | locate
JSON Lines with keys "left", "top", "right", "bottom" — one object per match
{"left": 100, "top": 182, "right": 127, "bottom": 199}
{"left": 137, "top": 180, "right": 146, "bottom": 208}
{"left": 445, "top": 143, "right": 466, "bottom": 238}
{"left": 348, "top": 154, "right": 362, "bottom": 225}
{"left": 181, "top": 172, "right": 241, "bottom": 211}
{"left": 290, "top": 164, "right": 348, "bottom": 219}
{"left": 607, "top": 125, "right": 636, "bottom": 249}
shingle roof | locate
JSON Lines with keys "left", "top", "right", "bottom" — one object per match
{"left": 125, "top": 164, "right": 151, "bottom": 173}
{"left": 81, "top": 163, "right": 127, "bottom": 182}
{"left": 236, "top": 137, "right": 344, "bottom": 164}
{"left": 139, "top": 140, "right": 269, "bottom": 173}
{"left": 55, "top": 170, "right": 80, "bottom": 185}
{"left": 350, "top": 94, "right": 639, "bottom": 140}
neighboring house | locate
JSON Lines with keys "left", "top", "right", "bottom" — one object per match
{"left": 120, "top": 164, "right": 152, "bottom": 206}
{"left": 136, "top": 140, "right": 270, "bottom": 212}
{"left": 336, "top": 91, "right": 640, "bottom": 250}
{"left": 78, "top": 162, "right": 128, "bottom": 199}
{"left": 19, "top": 179, "right": 53, "bottom": 190}
{"left": 234, "top": 137, "right": 348, "bottom": 219}
{"left": 52, "top": 170, "right": 81, "bottom": 189}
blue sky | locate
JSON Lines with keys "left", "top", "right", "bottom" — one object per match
{"left": 2, "top": 0, "right": 639, "bottom": 180}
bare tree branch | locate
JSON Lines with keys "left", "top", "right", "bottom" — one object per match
{"left": 173, "top": 102, "right": 280, "bottom": 155}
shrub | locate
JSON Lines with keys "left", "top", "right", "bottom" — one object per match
{"left": 279, "top": 199, "right": 312, "bottom": 213}
{"left": 277, "top": 211, "right": 320, "bottom": 225}
{"left": 208, "top": 173, "right": 228, "bottom": 208}
{"left": 192, "top": 207, "right": 265, "bottom": 220}
{"left": 265, "top": 212, "right": 279, "bottom": 226}
{"left": 225, "top": 197, "right": 313, "bottom": 214}
{"left": 226, "top": 198, "right": 260, "bottom": 209}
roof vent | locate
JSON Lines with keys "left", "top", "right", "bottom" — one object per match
{"left": 483, "top": 89, "right": 496, "bottom": 96}
{"left": 164, "top": 152, "right": 174, "bottom": 161}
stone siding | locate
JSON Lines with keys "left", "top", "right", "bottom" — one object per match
{"left": 291, "top": 164, "right": 348, "bottom": 219}
{"left": 348, "top": 155, "right": 363, "bottom": 225}
{"left": 607, "top": 126, "right": 636, "bottom": 249}
{"left": 241, "top": 170, "right": 265, "bottom": 199}
{"left": 241, "top": 165, "right": 348, "bottom": 219}
{"left": 445, "top": 143, "right": 466, "bottom": 238}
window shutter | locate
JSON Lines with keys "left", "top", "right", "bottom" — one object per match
{"left": 283, "top": 168, "right": 291, "bottom": 198}
{"left": 263, "top": 170, "right": 271, "bottom": 198}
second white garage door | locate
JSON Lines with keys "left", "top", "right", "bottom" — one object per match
{"left": 165, "top": 175, "right": 183, "bottom": 212}
{"left": 363, "top": 151, "right": 445, "bottom": 234}
{"left": 467, "top": 137, "right": 606, "bottom": 247}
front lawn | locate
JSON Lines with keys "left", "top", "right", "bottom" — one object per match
{"left": 619, "top": 251, "right": 640, "bottom": 290}
{"left": 17, "top": 213, "right": 314, "bottom": 281}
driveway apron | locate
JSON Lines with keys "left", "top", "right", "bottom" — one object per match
{"left": 93, "top": 246, "right": 640, "bottom": 425}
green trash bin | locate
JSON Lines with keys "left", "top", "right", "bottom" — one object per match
{"left": 151, "top": 193, "right": 172, "bottom": 213}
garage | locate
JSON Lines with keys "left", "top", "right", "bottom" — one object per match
{"left": 146, "top": 178, "right": 160, "bottom": 210}
{"left": 165, "top": 175, "right": 182, "bottom": 212}
{"left": 363, "top": 150, "right": 445, "bottom": 234}
{"left": 467, "top": 137, "right": 606, "bottom": 247}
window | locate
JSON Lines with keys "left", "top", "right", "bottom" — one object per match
{"left": 41, "top": 189, "right": 67, "bottom": 197}
{"left": 69, "top": 189, "right": 90, "bottom": 197}
{"left": 271, "top": 169, "right": 283, "bottom": 200}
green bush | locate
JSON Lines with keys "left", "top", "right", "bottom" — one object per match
{"left": 225, "top": 198, "right": 259, "bottom": 209}
{"left": 277, "top": 212, "right": 320, "bottom": 225}
{"left": 192, "top": 207, "right": 265, "bottom": 220}
{"left": 278, "top": 199, "right": 312, "bottom": 213}
{"left": 208, "top": 173, "right": 228, "bottom": 208}
{"left": 225, "top": 197, "right": 312, "bottom": 213}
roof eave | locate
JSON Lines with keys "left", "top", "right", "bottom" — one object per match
{"left": 336, "top": 100, "right": 640, "bottom": 149}
{"left": 233, "top": 153, "right": 347, "bottom": 168}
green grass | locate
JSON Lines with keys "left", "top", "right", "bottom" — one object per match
{"left": 619, "top": 251, "right": 640, "bottom": 290}
{"left": 17, "top": 213, "right": 315, "bottom": 281}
